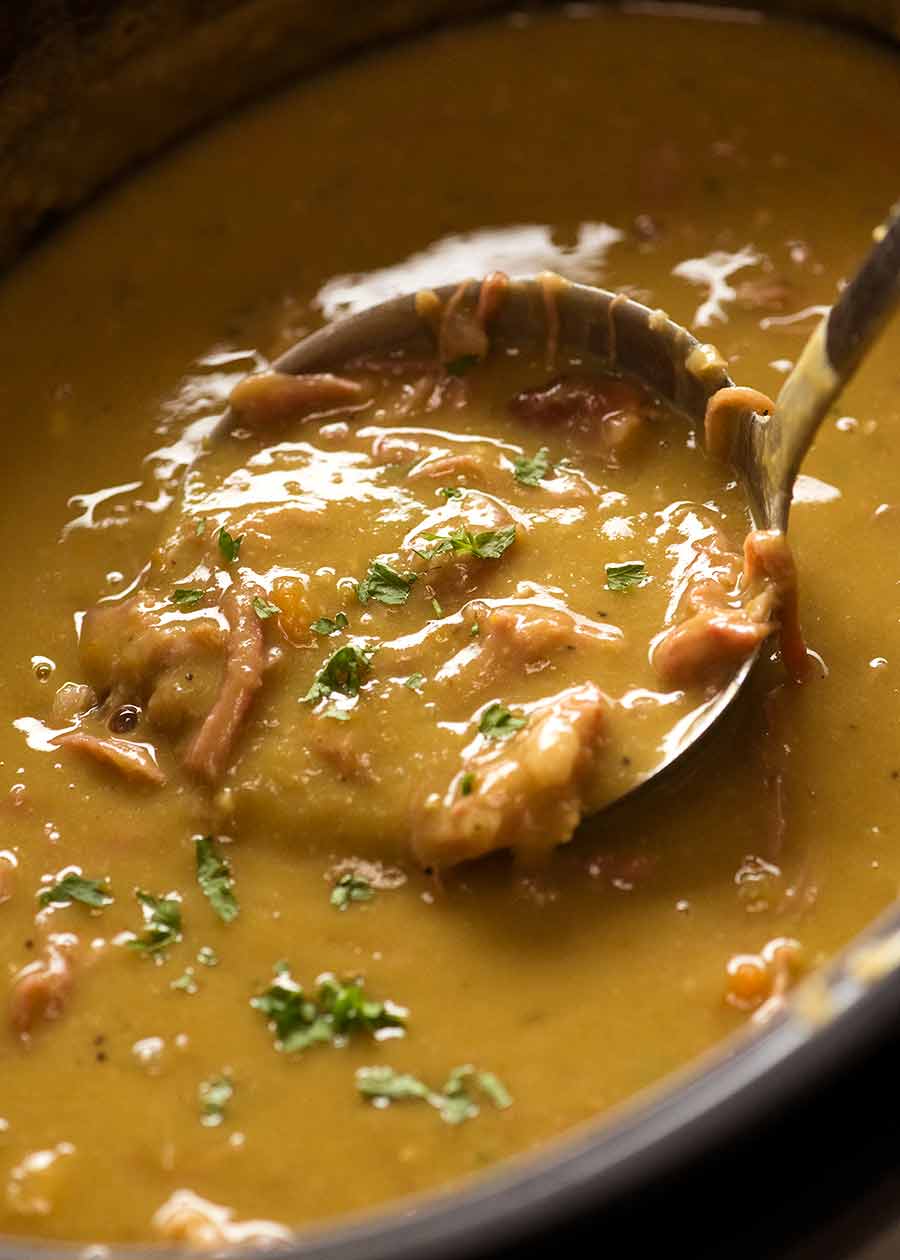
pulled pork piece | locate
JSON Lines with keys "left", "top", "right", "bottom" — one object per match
{"left": 152, "top": 1189, "right": 292, "bottom": 1249}
{"left": 183, "top": 581, "right": 266, "bottom": 781}
{"left": 703, "top": 386, "right": 774, "bottom": 463}
{"left": 653, "top": 528, "right": 806, "bottom": 691}
{"left": 228, "top": 370, "right": 365, "bottom": 428}
{"left": 509, "top": 375, "right": 649, "bottom": 463}
{"left": 52, "top": 731, "right": 165, "bottom": 786}
{"left": 10, "top": 937, "right": 77, "bottom": 1039}
{"left": 49, "top": 682, "right": 97, "bottom": 726}
{"left": 438, "top": 271, "right": 509, "bottom": 367}
{"left": 411, "top": 683, "right": 609, "bottom": 867}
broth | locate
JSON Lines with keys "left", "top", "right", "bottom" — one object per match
{"left": 1, "top": 4, "right": 899, "bottom": 1245}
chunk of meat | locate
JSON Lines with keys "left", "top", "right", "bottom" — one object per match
{"left": 743, "top": 529, "right": 807, "bottom": 681}
{"left": 228, "top": 370, "right": 365, "bottom": 428}
{"left": 704, "top": 386, "right": 774, "bottom": 463}
{"left": 439, "top": 279, "right": 490, "bottom": 366}
{"left": 509, "top": 375, "right": 649, "bottom": 463}
{"left": 52, "top": 731, "right": 165, "bottom": 786}
{"left": 183, "top": 581, "right": 266, "bottom": 781}
{"left": 411, "top": 683, "right": 609, "bottom": 867}
{"left": 152, "top": 1189, "right": 292, "bottom": 1248}
{"left": 10, "top": 940, "right": 76, "bottom": 1039}
{"left": 49, "top": 682, "right": 97, "bottom": 726}
{"left": 653, "top": 606, "right": 772, "bottom": 691}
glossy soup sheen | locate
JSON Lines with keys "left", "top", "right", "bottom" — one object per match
{"left": 1, "top": 4, "right": 900, "bottom": 1246}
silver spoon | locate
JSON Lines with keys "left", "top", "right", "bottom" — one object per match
{"left": 248, "top": 203, "right": 900, "bottom": 808}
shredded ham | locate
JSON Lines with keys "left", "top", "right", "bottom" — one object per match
{"left": 228, "top": 370, "right": 365, "bottom": 427}
{"left": 183, "top": 581, "right": 266, "bottom": 781}
{"left": 52, "top": 731, "right": 165, "bottom": 786}
{"left": 10, "top": 941, "right": 76, "bottom": 1038}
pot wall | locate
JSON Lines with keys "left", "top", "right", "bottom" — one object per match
{"left": 0, "top": 0, "right": 898, "bottom": 268}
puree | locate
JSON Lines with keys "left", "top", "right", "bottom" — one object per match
{"left": 1, "top": 4, "right": 900, "bottom": 1247}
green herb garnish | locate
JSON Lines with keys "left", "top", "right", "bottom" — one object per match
{"left": 311, "top": 612, "right": 349, "bottom": 636}
{"left": 304, "top": 644, "right": 375, "bottom": 704}
{"left": 331, "top": 873, "right": 375, "bottom": 911}
{"left": 419, "top": 524, "right": 516, "bottom": 563}
{"left": 445, "top": 354, "right": 480, "bottom": 377}
{"left": 323, "top": 705, "right": 350, "bottom": 721}
{"left": 128, "top": 890, "right": 182, "bottom": 955}
{"left": 478, "top": 703, "right": 527, "bottom": 740}
{"left": 38, "top": 874, "right": 112, "bottom": 909}
{"left": 460, "top": 771, "right": 476, "bottom": 797}
{"left": 430, "top": 596, "right": 444, "bottom": 618}
{"left": 404, "top": 672, "right": 426, "bottom": 691}
{"left": 195, "top": 836, "right": 239, "bottom": 924}
{"left": 217, "top": 526, "right": 244, "bottom": 564}
{"left": 252, "top": 596, "right": 281, "bottom": 620}
{"left": 513, "top": 447, "right": 552, "bottom": 487}
{"left": 171, "top": 588, "right": 205, "bottom": 610}
{"left": 357, "top": 561, "right": 417, "bottom": 607}
{"left": 171, "top": 968, "right": 198, "bottom": 994}
{"left": 197, "top": 946, "right": 219, "bottom": 968}
{"left": 604, "top": 561, "right": 648, "bottom": 591}
{"left": 356, "top": 1063, "right": 512, "bottom": 1125}
{"left": 437, "top": 486, "right": 464, "bottom": 500}
{"left": 251, "top": 966, "right": 407, "bottom": 1054}
{"left": 199, "top": 1074, "right": 233, "bottom": 1127}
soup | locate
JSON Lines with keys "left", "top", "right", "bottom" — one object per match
{"left": 1, "top": 4, "right": 899, "bottom": 1246}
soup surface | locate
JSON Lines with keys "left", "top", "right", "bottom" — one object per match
{"left": 1, "top": 4, "right": 900, "bottom": 1247}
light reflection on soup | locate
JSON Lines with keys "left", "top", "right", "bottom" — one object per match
{"left": 1, "top": 4, "right": 899, "bottom": 1246}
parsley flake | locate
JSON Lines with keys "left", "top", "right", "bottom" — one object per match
{"left": 356, "top": 1063, "right": 512, "bottom": 1124}
{"left": 437, "top": 486, "right": 463, "bottom": 500}
{"left": 128, "top": 890, "right": 182, "bottom": 955}
{"left": 195, "top": 836, "right": 239, "bottom": 924}
{"left": 478, "top": 703, "right": 527, "bottom": 740}
{"left": 172, "top": 588, "right": 205, "bottom": 610}
{"left": 311, "top": 612, "right": 349, "bottom": 636}
{"left": 251, "top": 966, "right": 407, "bottom": 1055}
{"left": 171, "top": 968, "right": 198, "bottom": 994}
{"left": 197, "top": 946, "right": 219, "bottom": 968}
{"left": 216, "top": 526, "right": 244, "bottom": 564}
{"left": 331, "top": 873, "right": 375, "bottom": 911}
{"left": 604, "top": 561, "right": 648, "bottom": 592}
{"left": 404, "top": 672, "right": 426, "bottom": 691}
{"left": 357, "top": 561, "right": 417, "bottom": 607}
{"left": 460, "top": 771, "right": 476, "bottom": 797}
{"left": 304, "top": 644, "right": 375, "bottom": 704}
{"left": 513, "top": 447, "right": 552, "bottom": 487}
{"left": 420, "top": 524, "right": 516, "bottom": 563}
{"left": 252, "top": 596, "right": 281, "bottom": 620}
{"left": 199, "top": 1074, "right": 233, "bottom": 1127}
{"left": 323, "top": 705, "right": 350, "bottom": 721}
{"left": 38, "top": 874, "right": 112, "bottom": 909}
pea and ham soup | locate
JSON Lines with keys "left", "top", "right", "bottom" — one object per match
{"left": 1, "top": 4, "right": 900, "bottom": 1248}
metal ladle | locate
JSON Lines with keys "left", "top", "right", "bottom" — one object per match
{"left": 254, "top": 202, "right": 900, "bottom": 808}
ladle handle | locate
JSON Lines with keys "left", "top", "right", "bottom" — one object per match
{"left": 759, "top": 202, "right": 900, "bottom": 531}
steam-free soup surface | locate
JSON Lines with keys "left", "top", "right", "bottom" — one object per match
{"left": 1, "top": 6, "right": 900, "bottom": 1245}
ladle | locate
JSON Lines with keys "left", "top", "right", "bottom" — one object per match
{"left": 252, "top": 202, "right": 900, "bottom": 808}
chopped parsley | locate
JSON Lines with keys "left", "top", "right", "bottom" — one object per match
{"left": 216, "top": 525, "right": 243, "bottom": 564}
{"left": 356, "top": 1063, "right": 512, "bottom": 1125}
{"left": 38, "top": 874, "right": 112, "bottom": 909}
{"left": 430, "top": 596, "right": 444, "bottom": 618}
{"left": 195, "top": 836, "right": 239, "bottom": 924}
{"left": 304, "top": 644, "right": 375, "bottom": 704}
{"left": 331, "top": 873, "right": 375, "bottom": 911}
{"left": 445, "top": 354, "right": 480, "bottom": 377}
{"left": 198, "top": 1074, "right": 234, "bottom": 1127}
{"left": 419, "top": 523, "right": 516, "bottom": 563}
{"left": 604, "top": 561, "right": 648, "bottom": 591}
{"left": 197, "top": 946, "right": 219, "bottom": 968}
{"left": 171, "top": 588, "right": 205, "bottom": 610}
{"left": 478, "top": 702, "right": 527, "bottom": 740}
{"left": 128, "top": 890, "right": 182, "bottom": 955}
{"left": 251, "top": 965, "right": 407, "bottom": 1054}
{"left": 460, "top": 771, "right": 476, "bottom": 797}
{"left": 171, "top": 968, "right": 198, "bottom": 995}
{"left": 513, "top": 447, "right": 552, "bottom": 487}
{"left": 357, "top": 561, "right": 417, "bottom": 607}
{"left": 323, "top": 704, "right": 350, "bottom": 721}
{"left": 404, "top": 672, "right": 426, "bottom": 691}
{"left": 252, "top": 596, "right": 281, "bottom": 620}
{"left": 311, "top": 612, "right": 349, "bottom": 636}
{"left": 437, "top": 486, "right": 464, "bottom": 500}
